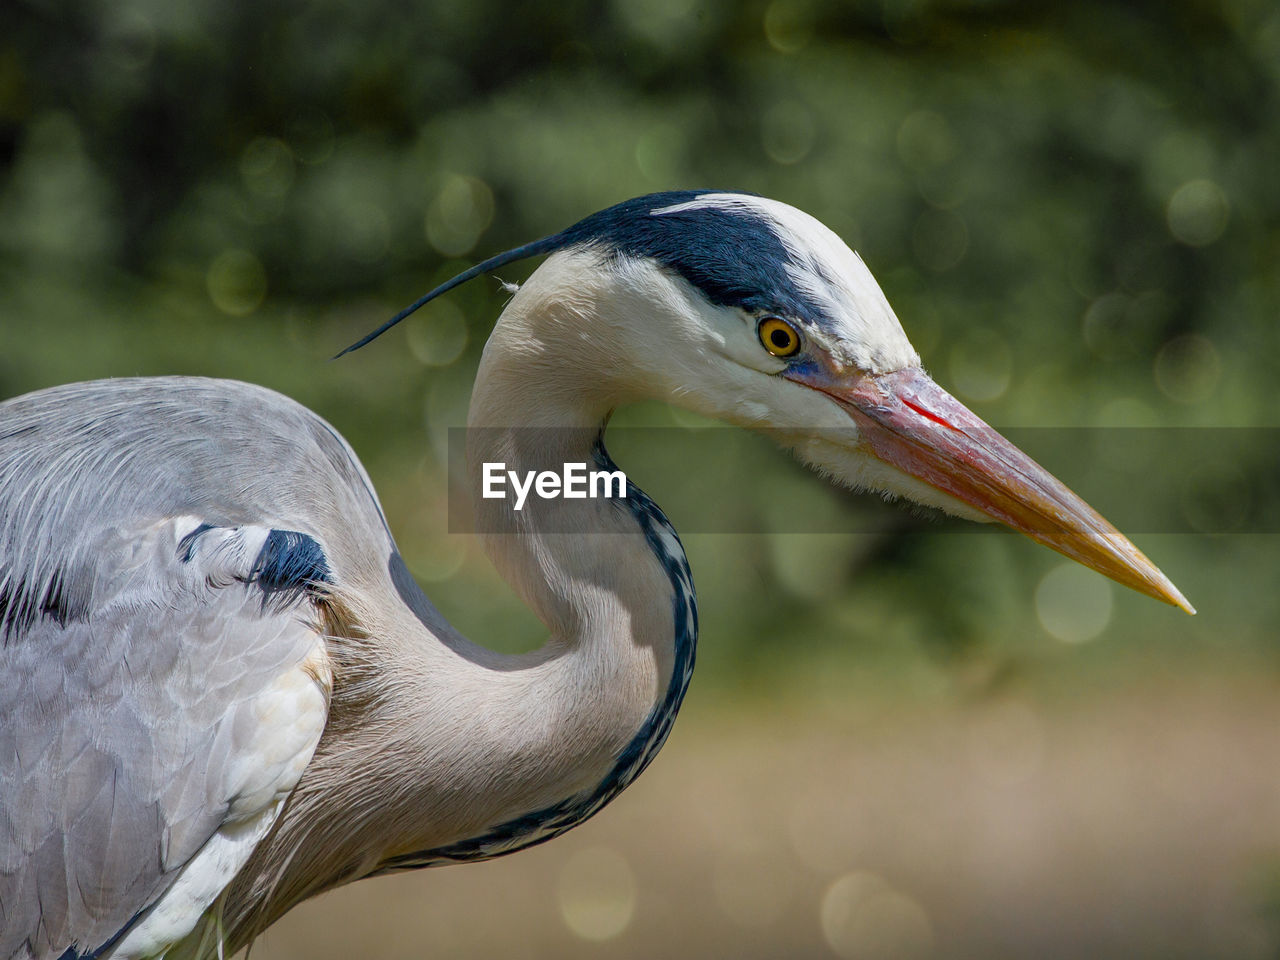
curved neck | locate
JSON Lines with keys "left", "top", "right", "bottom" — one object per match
{"left": 383, "top": 284, "right": 698, "bottom": 863}
{"left": 226, "top": 266, "right": 699, "bottom": 942}
{"left": 373, "top": 316, "right": 699, "bottom": 868}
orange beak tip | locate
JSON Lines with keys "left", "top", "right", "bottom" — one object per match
{"left": 1168, "top": 587, "right": 1196, "bottom": 616}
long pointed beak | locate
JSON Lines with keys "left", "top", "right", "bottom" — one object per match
{"left": 788, "top": 363, "right": 1194, "bottom": 614}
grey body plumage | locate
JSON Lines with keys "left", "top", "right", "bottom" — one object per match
{"left": 0, "top": 379, "right": 384, "bottom": 958}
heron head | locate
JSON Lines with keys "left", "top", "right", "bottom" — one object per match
{"left": 351, "top": 190, "right": 1192, "bottom": 613}
{"left": 550, "top": 191, "right": 1191, "bottom": 613}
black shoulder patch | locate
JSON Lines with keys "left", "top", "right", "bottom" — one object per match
{"left": 0, "top": 566, "right": 80, "bottom": 643}
{"left": 251, "top": 529, "right": 333, "bottom": 596}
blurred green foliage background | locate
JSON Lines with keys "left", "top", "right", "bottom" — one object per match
{"left": 1, "top": 0, "right": 1279, "bottom": 955}
{"left": 2, "top": 0, "right": 1274, "bottom": 685}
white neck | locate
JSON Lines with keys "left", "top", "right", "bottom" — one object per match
{"left": 228, "top": 256, "right": 697, "bottom": 936}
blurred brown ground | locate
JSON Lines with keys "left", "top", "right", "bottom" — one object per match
{"left": 252, "top": 670, "right": 1280, "bottom": 960}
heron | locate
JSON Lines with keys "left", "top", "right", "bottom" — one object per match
{"left": 0, "top": 190, "right": 1192, "bottom": 959}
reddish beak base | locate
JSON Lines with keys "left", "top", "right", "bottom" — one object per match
{"left": 788, "top": 364, "right": 1194, "bottom": 614}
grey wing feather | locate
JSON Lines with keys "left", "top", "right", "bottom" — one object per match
{"left": 0, "top": 378, "right": 391, "bottom": 960}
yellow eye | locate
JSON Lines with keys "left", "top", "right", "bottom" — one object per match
{"left": 758, "top": 317, "right": 801, "bottom": 358}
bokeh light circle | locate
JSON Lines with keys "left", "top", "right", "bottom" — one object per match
{"left": 820, "top": 872, "right": 934, "bottom": 960}
{"left": 407, "top": 300, "right": 469, "bottom": 366}
{"left": 206, "top": 249, "right": 266, "bottom": 316}
{"left": 1035, "top": 562, "right": 1113, "bottom": 644}
{"left": 1166, "top": 178, "right": 1229, "bottom": 246}
{"left": 762, "top": 101, "right": 817, "bottom": 165}
{"left": 1154, "top": 333, "right": 1221, "bottom": 404}
{"left": 557, "top": 846, "right": 637, "bottom": 941}
{"left": 763, "top": 0, "right": 815, "bottom": 53}
{"left": 426, "top": 175, "right": 494, "bottom": 257}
